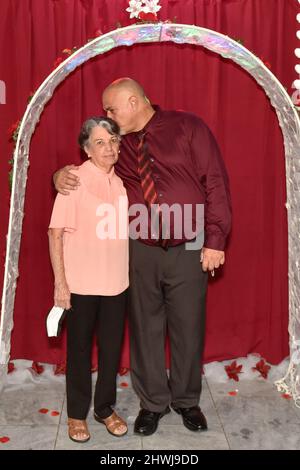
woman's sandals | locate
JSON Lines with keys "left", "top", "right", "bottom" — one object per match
{"left": 68, "top": 418, "right": 90, "bottom": 443}
{"left": 94, "top": 411, "right": 128, "bottom": 437}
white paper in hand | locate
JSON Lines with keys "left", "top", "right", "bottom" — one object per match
{"left": 46, "top": 306, "right": 67, "bottom": 337}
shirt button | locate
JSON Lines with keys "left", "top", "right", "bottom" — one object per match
{"left": 150, "top": 158, "right": 154, "bottom": 163}
{"left": 159, "top": 193, "right": 163, "bottom": 198}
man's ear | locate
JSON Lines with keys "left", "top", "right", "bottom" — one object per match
{"left": 129, "top": 95, "right": 138, "bottom": 110}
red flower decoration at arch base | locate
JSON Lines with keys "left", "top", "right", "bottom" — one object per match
{"left": 252, "top": 359, "right": 271, "bottom": 379}
{"left": 225, "top": 361, "right": 243, "bottom": 382}
{"left": 54, "top": 362, "right": 66, "bottom": 375}
{"left": 8, "top": 362, "right": 15, "bottom": 373}
{"left": 118, "top": 367, "right": 129, "bottom": 376}
{"left": 30, "top": 362, "right": 44, "bottom": 375}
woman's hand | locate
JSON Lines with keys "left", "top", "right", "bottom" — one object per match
{"left": 54, "top": 282, "right": 71, "bottom": 310}
{"left": 53, "top": 165, "right": 80, "bottom": 195}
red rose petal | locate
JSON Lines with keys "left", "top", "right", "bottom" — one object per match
{"left": 38, "top": 408, "right": 49, "bottom": 414}
{"left": 0, "top": 437, "right": 10, "bottom": 443}
{"left": 118, "top": 367, "right": 129, "bottom": 376}
{"left": 281, "top": 393, "right": 292, "bottom": 400}
{"left": 51, "top": 411, "right": 60, "bottom": 416}
{"left": 228, "top": 390, "right": 238, "bottom": 396}
{"left": 120, "top": 382, "right": 128, "bottom": 387}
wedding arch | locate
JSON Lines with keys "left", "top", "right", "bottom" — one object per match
{"left": 1, "top": 23, "right": 299, "bottom": 403}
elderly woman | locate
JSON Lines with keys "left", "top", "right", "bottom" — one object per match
{"left": 48, "top": 117, "right": 128, "bottom": 442}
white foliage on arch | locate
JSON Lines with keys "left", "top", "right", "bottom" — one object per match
{"left": 1, "top": 23, "right": 299, "bottom": 403}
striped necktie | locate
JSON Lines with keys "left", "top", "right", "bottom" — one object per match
{"left": 137, "top": 131, "right": 168, "bottom": 249}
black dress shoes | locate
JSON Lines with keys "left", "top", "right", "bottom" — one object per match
{"left": 172, "top": 406, "right": 208, "bottom": 431}
{"left": 134, "top": 407, "right": 171, "bottom": 436}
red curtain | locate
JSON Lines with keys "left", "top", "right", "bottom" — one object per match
{"left": 0, "top": 0, "right": 296, "bottom": 366}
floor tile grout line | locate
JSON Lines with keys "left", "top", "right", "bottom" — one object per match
{"left": 204, "top": 375, "right": 231, "bottom": 450}
{"left": 53, "top": 390, "right": 66, "bottom": 449}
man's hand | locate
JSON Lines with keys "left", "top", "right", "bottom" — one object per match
{"left": 53, "top": 165, "right": 80, "bottom": 195}
{"left": 200, "top": 247, "right": 225, "bottom": 276}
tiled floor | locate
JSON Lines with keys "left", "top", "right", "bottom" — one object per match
{"left": 1, "top": 365, "right": 300, "bottom": 450}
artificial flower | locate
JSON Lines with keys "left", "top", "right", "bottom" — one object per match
{"left": 139, "top": 11, "right": 158, "bottom": 21}
{"left": 252, "top": 359, "right": 271, "bottom": 379}
{"left": 31, "top": 361, "right": 44, "bottom": 375}
{"left": 143, "top": 0, "right": 161, "bottom": 15}
{"left": 225, "top": 360, "right": 243, "bottom": 382}
{"left": 126, "top": 0, "right": 143, "bottom": 19}
{"left": 62, "top": 48, "right": 72, "bottom": 55}
{"left": 119, "top": 367, "right": 129, "bottom": 376}
{"left": 93, "top": 29, "right": 103, "bottom": 37}
{"left": 54, "top": 362, "right": 66, "bottom": 375}
{"left": 7, "top": 362, "right": 15, "bottom": 373}
{"left": 8, "top": 120, "right": 21, "bottom": 142}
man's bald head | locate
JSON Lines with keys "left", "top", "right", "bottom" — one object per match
{"left": 103, "top": 78, "right": 147, "bottom": 101}
{"left": 102, "top": 78, "right": 153, "bottom": 135}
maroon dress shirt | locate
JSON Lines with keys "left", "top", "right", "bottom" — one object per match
{"left": 115, "top": 106, "right": 231, "bottom": 250}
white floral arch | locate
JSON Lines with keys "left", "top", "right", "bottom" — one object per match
{"left": 1, "top": 23, "right": 299, "bottom": 403}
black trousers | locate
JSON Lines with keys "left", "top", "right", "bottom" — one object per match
{"left": 66, "top": 290, "right": 127, "bottom": 420}
{"left": 129, "top": 239, "right": 208, "bottom": 412}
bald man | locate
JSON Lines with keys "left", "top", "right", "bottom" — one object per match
{"left": 54, "top": 78, "right": 232, "bottom": 436}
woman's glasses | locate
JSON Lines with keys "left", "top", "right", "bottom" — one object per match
{"left": 95, "top": 136, "right": 120, "bottom": 148}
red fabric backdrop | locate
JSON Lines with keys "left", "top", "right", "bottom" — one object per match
{"left": 0, "top": 0, "right": 296, "bottom": 367}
